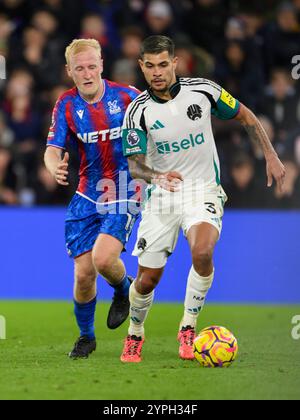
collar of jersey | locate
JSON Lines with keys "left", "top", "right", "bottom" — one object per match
{"left": 77, "top": 79, "right": 106, "bottom": 105}
{"left": 148, "top": 76, "right": 181, "bottom": 103}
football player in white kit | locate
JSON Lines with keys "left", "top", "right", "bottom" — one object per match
{"left": 120, "top": 36, "right": 286, "bottom": 363}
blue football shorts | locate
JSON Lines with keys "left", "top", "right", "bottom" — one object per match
{"left": 65, "top": 194, "right": 140, "bottom": 258}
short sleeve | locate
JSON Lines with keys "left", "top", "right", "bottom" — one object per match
{"left": 46, "top": 98, "right": 69, "bottom": 149}
{"left": 122, "top": 96, "right": 148, "bottom": 157}
{"left": 127, "top": 85, "right": 142, "bottom": 101}
{"left": 188, "top": 78, "right": 240, "bottom": 120}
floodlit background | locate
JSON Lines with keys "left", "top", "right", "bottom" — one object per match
{"left": 0, "top": 0, "right": 299, "bottom": 302}
{"left": 0, "top": 0, "right": 300, "bottom": 403}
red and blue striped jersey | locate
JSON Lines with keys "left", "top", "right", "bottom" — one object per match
{"left": 47, "top": 79, "right": 140, "bottom": 203}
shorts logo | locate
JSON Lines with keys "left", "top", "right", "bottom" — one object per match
{"left": 137, "top": 238, "right": 147, "bottom": 251}
{"left": 187, "top": 104, "right": 202, "bottom": 121}
{"left": 127, "top": 130, "right": 140, "bottom": 146}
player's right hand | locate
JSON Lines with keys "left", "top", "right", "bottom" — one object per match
{"left": 154, "top": 171, "right": 183, "bottom": 192}
{"left": 55, "top": 152, "right": 69, "bottom": 186}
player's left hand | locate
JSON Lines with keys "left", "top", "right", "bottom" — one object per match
{"left": 266, "top": 154, "right": 286, "bottom": 193}
{"left": 55, "top": 152, "right": 69, "bottom": 186}
{"left": 153, "top": 171, "right": 183, "bottom": 192}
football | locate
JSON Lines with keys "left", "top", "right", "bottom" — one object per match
{"left": 193, "top": 326, "right": 238, "bottom": 368}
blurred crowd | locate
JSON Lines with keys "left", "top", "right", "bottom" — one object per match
{"left": 0, "top": 0, "right": 300, "bottom": 208}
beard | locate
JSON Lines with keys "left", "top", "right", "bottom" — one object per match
{"left": 154, "top": 86, "right": 169, "bottom": 93}
{"left": 151, "top": 80, "right": 169, "bottom": 93}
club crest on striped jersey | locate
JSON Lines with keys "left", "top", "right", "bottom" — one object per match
{"left": 108, "top": 100, "right": 122, "bottom": 115}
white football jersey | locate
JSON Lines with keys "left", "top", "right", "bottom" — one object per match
{"left": 122, "top": 78, "right": 240, "bottom": 190}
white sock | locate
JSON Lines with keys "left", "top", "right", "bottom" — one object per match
{"left": 128, "top": 282, "right": 154, "bottom": 337}
{"left": 180, "top": 266, "right": 214, "bottom": 330}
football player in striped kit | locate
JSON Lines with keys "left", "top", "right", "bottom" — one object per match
{"left": 45, "top": 39, "right": 141, "bottom": 359}
{"left": 120, "top": 35, "right": 285, "bottom": 363}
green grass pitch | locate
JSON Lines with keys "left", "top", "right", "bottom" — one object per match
{"left": 0, "top": 301, "right": 299, "bottom": 400}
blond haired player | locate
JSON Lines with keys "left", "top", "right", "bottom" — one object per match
{"left": 120, "top": 35, "right": 285, "bottom": 363}
{"left": 44, "top": 39, "right": 141, "bottom": 358}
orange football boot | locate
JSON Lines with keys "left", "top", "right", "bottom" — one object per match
{"left": 177, "top": 326, "right": 196, "bottom": 360}
{"left": 120, "top": 335, "right": 145, "bottom": 363}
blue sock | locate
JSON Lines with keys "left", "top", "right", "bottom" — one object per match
{"left": 112, "top": 274, "right": 131, "bottom": 297}
{"left": 74, "top": 295, "right": 97, "bottom": 340}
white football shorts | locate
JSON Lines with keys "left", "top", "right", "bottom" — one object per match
{"left": 133, "top": 184, "right": 227, "bottom": 268}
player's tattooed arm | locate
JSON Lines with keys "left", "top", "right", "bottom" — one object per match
{"left": 235, "top": 103, "right": 285, "bottom": 192}
{"left": 127, "top": 154, "right": 158, "bottom": 183}
{"left": 127, "top": 154, "right": 183, "bottom": 192}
